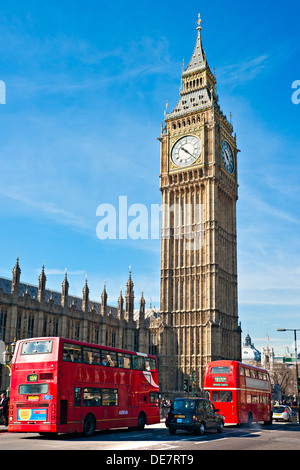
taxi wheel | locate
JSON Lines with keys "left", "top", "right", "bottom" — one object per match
{"left": 217, "top": 421, "right": 224, "bottom": 433}
{"left": 169, "top": 426, "right": 176, "bottom": 435}
{"left": 196, "top": 422, "right": 205, "bottom": 436}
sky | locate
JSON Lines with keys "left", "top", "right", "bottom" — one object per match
{"left": 0, "top": 0, "right": 299, "bottom": 355}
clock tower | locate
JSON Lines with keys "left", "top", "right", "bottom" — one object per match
{"left": 159, "top": 14, "right": 241, "bottom": 393}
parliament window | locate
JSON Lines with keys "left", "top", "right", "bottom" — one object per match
{"left": 0, "top": 308, "right": 7, "bottom": 341}
{"left": 28, "top": 314, "right": 34, "bottom": 338}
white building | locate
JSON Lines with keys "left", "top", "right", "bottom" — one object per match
{"left": 242, "top": 332, "right": 261, "bottom": 363}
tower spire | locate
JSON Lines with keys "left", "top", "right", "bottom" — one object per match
{"left": 61, "top": 269, "right": 69, "bottom": 308}
{"left": 101, "top": 282, "right": 108, "bottom": 316}
{"left": 183, "top": 12, "right": 206, "bottom": 76}
{"left": 118, "top": 286, "right": 124, "bottom": 320}
{"left": 125, "top": 267, "right": 134, "bottom": 322}
{"left": 82, "top": 276, "right": 89, "bottom": 313}
{"left": 197, "top": 12, "right": 202, "bottom": 33}
{"left": 38, "top": 263, "right": 47, "bottom": 302}
{"left": 11, "top": 256, "right": 21, "bottom": 295}
{"left": 165, "top": 13, "right": 217, "bottom": 121}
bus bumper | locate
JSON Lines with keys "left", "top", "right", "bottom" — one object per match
{"left": 8, "top": 422, "right": 58, "bottom": 433}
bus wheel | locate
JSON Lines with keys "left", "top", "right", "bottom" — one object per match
{"left": 264, "top": 414, "right": 272, "bottom": 425}
{"left": 137, "top": 412, "right": 147, "bottom": 430}
{"left": 83, "top": 414, "right": 96, "bottom": 437}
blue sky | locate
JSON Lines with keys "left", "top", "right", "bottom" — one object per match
{"left": 0, "top": 0, "right": 299, "bottom": 354}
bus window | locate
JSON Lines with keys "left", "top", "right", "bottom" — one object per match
{"left": 240, "top": 367, "right": 245, "bottom": 376}
{"left": 83, "top": 388, "right": 102, "bottom": 407}
{"left": 102, "top": 388, "right": 118, "bottom": 406}
{"left": 63, "top": 343, "right": 82, "bottom": 362}
{"left": 21, "top": 340, "right": 53, "bottom": 355}
{"left": 150, "top": 392, "right": 159, "bottom": 404}
{"left": 101, "top": 350, "right": 117, "bottom": 367}
{"left": 245, "top": 368, "right": 250, "bottom": 377}
{"left": 132, "top": 356, "right": 145, "bottom": 370}
{"left": 74, "top": 388, "right": 82, "bottom": 407}
{"left": 145, "top": 358, "right": 156, "bottom": 371}
{"left": 19, "top": 383, "right": 48, "bottom": 395}
{"left": 212, "top": 391, "right": 232, "bottom": 402}
{"left": 211, "top": 366, "right": 230, "bottom": 374}
{"left": 118, "top": 352, "right": 131, "bottom": 369}
{"left": 250, "top": 370, "right": 257, "bottom": 378}
{"left": 83, "top": 347, "right": 101, "bottom": 365}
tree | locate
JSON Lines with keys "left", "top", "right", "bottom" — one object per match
{"left": 269, "top": 363, "right": 295, "bottom": 400}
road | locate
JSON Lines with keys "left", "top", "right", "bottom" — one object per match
{"left": 1, "top": 421, "right": 299, "bottom": 452}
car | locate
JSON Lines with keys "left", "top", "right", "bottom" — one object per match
{"left": 272, "top": 405, "right": 293, "bottom": 422}
{"left": 165, "top": 397, "right": 224, "bottom": 435}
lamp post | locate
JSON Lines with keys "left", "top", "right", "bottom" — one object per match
{"left": 2, "top": 338, "right": 16, "bottom": 397}
{"left": 277, "top": 328, "right": 300, "bottom": 422}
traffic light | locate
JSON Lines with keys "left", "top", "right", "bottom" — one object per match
{"left": 183, "top": 379, "right": 189, "bottom": 392}
{"left": 297, "top": 377, "right": 300, "bottom": 392}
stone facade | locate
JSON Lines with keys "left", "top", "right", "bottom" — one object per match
{"left": 158, "top": 14, "right": 241, "bottom": 393}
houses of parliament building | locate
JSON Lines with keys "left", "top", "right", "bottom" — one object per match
{"left": 0, "top": 15, "right": 241, "bottom": 394}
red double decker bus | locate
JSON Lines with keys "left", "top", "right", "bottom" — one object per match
{"left": 8, "top": 337, "right": 160, "bottom": 436}
{"left": 203, "top": 360, "right": 272, "bottom": 426}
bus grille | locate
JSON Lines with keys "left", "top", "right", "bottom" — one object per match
{"left": 17, "top": 403, "right": 49, "bottom": 408}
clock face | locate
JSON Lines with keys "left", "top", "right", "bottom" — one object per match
{"left": 222, "top": 140, "right": 234, "bottom": 174}
{"left": 171, "top": 135, "right": 201, "bottom": 167}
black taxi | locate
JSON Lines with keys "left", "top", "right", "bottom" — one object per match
{"left": 165, "top": 397, "right": 224, "bottom": 435}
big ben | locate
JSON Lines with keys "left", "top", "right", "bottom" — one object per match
{"left": 159, "top": 14, "right": 241, "bottom": 393}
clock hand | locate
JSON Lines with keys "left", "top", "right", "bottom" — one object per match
{"left": 181, "top": 146, "right": 193, "bottom": 157}
{"left": 224, "top": 150, "right": 230, "bottom": 164}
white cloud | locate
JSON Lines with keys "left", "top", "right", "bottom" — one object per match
{"left": 0, "top": 184, "right": 92, "bottom": 232}
{"left": 43, "top": 268, "right": 85, "bottom": 276}
{"left": 218, "top": 54, "right": 269, "bottom": 87}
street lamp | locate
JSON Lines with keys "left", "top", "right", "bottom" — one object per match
{"left": 2, "top": 339, "right": 16, "bottom": 397}
{"left": 277, "top": 328, "right": 300, "bottom": 422}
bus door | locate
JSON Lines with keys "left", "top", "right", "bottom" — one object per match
{"left": 57, "top": 389, "right": 71, "bottom": 426}
{"left": 138, "top": 385, "right": 148, "bottom": 406}
{"left": 73, "top": 387, "right": 82, "bottom": 427}
{"left": 211, "top": 390, "right": 233, "bottom": 422}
